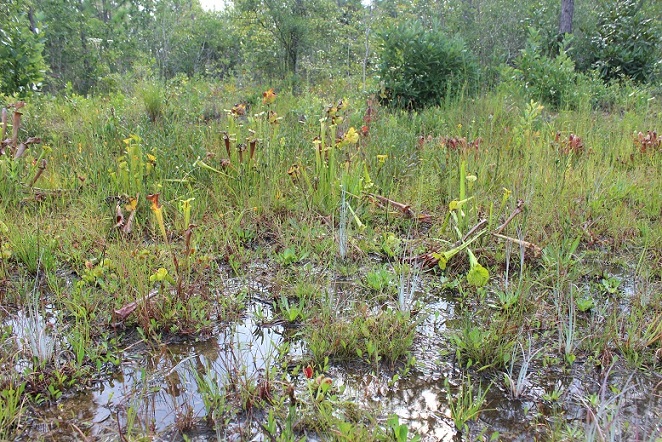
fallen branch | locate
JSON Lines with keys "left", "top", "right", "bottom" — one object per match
{"left": 462, "top": 218, "right": 487, "bottom": 243}
{"left": 365, "top": 193, "right": 432, "bottom": 222}
{"left": 494, "top": 199, "right": 524, "bottom": 235}
{"left": 411, "top": 200, "right": 539, "bottom": 269}
{"left": 113, "top": 290, "right": 160, "bottom": 322}
{"left": 492, "top": 233, "right": 542, "bottom": 258}
{"left": 366, "top": 193, "right": 413, "bottom": 216}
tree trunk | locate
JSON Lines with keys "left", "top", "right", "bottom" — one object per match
{"left": 27, "top": 7, "right": 37, "bottom": 33}
{"left": 559, "top": 0, "right": 575, "bottom": 35}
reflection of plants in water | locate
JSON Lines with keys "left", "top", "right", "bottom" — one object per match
{"left": 112, "top": 368, "right": 156, "bottom": 440}
{"left": 192, "top": 360, "right": 233, "bottom": 435}
{"left": 580, "top": 363, "right": 635, "bottom": 442}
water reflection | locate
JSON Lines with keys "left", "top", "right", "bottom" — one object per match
{"left": 10, "top": 264, "right": 662, "bottom": 441}
{"left": 17, "top": 302, "right": 297, "bottom": 440}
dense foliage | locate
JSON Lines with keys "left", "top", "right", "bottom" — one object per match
{"left": 510, "top": 29, "right": 580, "bottom": 109}
{"left": 0, "top": 0, "right": 660, "bottom": 103}
{"left": 589, "top": 0, "right": 662, "bottom": 82}
{"left": 377, "top": 21, "right": 478, "bottom": 109}
{"left": 0, "top": 1, "right": 47, "bottom": 96}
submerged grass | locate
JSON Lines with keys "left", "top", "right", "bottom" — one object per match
{"left": 0, "top": 78, "right": 660, "bottom": 439}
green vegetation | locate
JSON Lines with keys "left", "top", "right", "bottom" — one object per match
{"left": 0, "top": 0, "right": 660, "bottom": 440}
{"left": 378, "top": 21, "right": 479, "bottom": 109}
{"left": 1, "top": 75, "right": 659, "bottom": 440}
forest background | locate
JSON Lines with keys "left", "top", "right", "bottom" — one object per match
{"left": 1, "top": 0, "right": 661, "bottom": 99}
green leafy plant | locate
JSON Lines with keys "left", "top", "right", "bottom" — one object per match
{"left": 0, "top": 382, "right": 25, "bottom": 439}
{"left": 365, "top": 267, "right": 393, "bottom": 292}
{"left": 600, "top": 276, "right": 621, "bottom": 295}
{"left": 495, "top": 289, "right": 520, "bottom": 311}
{"left": 0, "top": 220, "right": 12, "bottom": 279}
{"left": 431, "top": 231, "right": 483, "bottom": 271}
{"left": 378, "top": 21, "right": 478, "bottom": 109}
{"left": 576, "top": 296, "right": 595, "bottom": 312}
{"left": 277, "top": 246, "right": 308, "bottom": 266}
{"left": 446, "top": 375, "right": 491, "bottom": 434}
{"left": 305, "top": 305, "right": 416, "bottom": 368}
{"left": 298, "top": 100, "right": 367, "bottom": 211}
{"left": 450, "top": 320, "right": 514, "bottom": 370}
{"left": 589, "top": 0, "right": 661, "bottom": 83}
{"left": 278, "top": 295, "right": 306, "bottom": 323}
{"left": 466, "top": 248, "right": 489, "bottom": 287}
{"left": 138, "top": 82, "right": 165, "bottom": 122}
{"left": 109, "top": 134, "right": 158, "bottom": 197}
{"left": 509, "top": 28, "right": 581, "bottom": 109}
{"left": 386, "top": 414, "right": 421, "bottom": 442}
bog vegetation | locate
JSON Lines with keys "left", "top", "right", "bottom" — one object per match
{"left": 1, "top": 0, "right": 661, "bottom": 440}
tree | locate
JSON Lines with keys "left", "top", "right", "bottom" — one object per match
{"left": 150, "top": 1, "right": 239, "bottom": 79}
{"left": 0, "top": 0, "right": 47, "bottom": 96}
{"left": 233, "top": 0, "right": 333, "bottom": 78}
{"left": 559, "top": 0, "right": 575, "bottom": 35}
{"left": 35, "top": 0, "right": 136, "bottom": 93}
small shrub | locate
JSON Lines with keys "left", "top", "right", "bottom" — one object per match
{"left": 509, "top": 28, "right": 581, "bottom": 109}
{"left": 450, "top": 319, "right": 515, "bottom": 370}
{"left": 377, "top": 21, "right": 479, "bottom": 110}
{"left": 138, "top": 82, "right": 165, "bottom": 122}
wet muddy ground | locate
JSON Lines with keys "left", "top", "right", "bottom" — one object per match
{"left": 8, "top": 261, "right": 662, "bottom": 441}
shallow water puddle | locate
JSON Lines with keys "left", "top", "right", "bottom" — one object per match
{"left": 20, "top": 302, "right": 303, "bottom": 439}
{"left": 10, "top": 265, "right": 662, "bottom": 441}
{"left": 5, "top": 305, "right": 59, "bottom": 380}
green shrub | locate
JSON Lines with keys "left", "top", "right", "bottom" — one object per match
{"left": 0, "top": 5, "right": 47, "bottom": 96}
{"left": 509, "top": 28, "right": 581, "bottom": 109}
{"left": 377, "top": 21, "right": 479, "bottom": 110}
{"left": 589, "top": 0, "right": 661, "bottom": 83}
